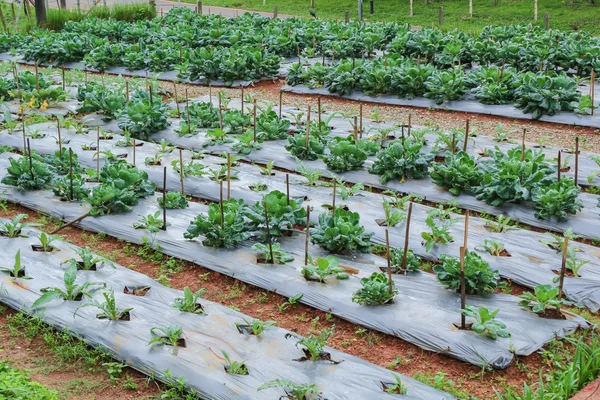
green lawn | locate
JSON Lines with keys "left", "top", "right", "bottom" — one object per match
{"left": 188, "top": 0, "right": 600, "bottom": 34}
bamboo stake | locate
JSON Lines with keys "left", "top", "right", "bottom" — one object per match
{"left": 173, "top": 81, "right": 180, "bottom": 118}
{"left": 125, "top": 81, "right": 129, "bottom": 102}
{"left": 57, "top": 119, "right": 62, "bottom": 157}
{"left": 179, "top": 149, "right": 185, "bottom": 195}
{"left": 353, "top": 116, "right": 358, "bottom": 141}
{"left": 227, "top": 153, "right": 231, "bottom": 201}
{"left": 385, "top": 229, "right": 393, "bottom": 295}
{"left": 463, "top": 211, "right": 469, "bottom": 248}
{"left": 241, "top": 86, "right": 244, "bottom": 116}
{"left": 332, "top": 179, "right": 337, "bottom": 219}
{"left": 521, "top": 128, "right": 526, "bottom": 161}
{"left": 253, "top": 98, "right": 257, "bottom": 142}
{"left": 96, "top": 127, "right": 100, "bottom": 182}
{"left": 305, "top": 106, "right": 311, "bottom": 150}
{"left": 162, "top": 167, "right": 167, "bottom": 231}
{"left": 61, "top": 66, "right": 66, "bottom": 91}
{"left": 21, "top": 108, "right": 26, "bottom": 154}
{"left": 400, "top": 202, "right": 413, "bottom": 271}
{"left": 69, "top": 148, "right": 74, "bottom": 201}
{"left": 462, "top": 119, "right": 469, "bottom": 152}
{"left": 279, "top": 89, "right": 283, "bottom": 118}
{"left": 359, "top": 104, "right": 363, "bottom": 138}
{"left": 50, "top": 212, "right": 91, "bottom": 235}
{"left": 304, "top": 206, "right": 311, "bottom": 265}
{"left": 318, "top": 96, "right": 322, "bottom": 130}
{"left": 26, "top": 138, "right": 33, "bottom": 179}
{"left": 149, "top": 86, "right": 153, "bottom": 104}
{"left": 591, "top": 70, "right": 595, "bottom": 116}
{"left": 460, "top": 246, "right": 467, "bottom": 328}
{"left": 264, "top": 203, "right": 275, "bottom": 263}
{"left": 218, "top": 96, "right": 223, "bottom": 130}
{"left": 34, "top": 62, "right": 39, "bottom": 91}
{"left": 558, "top": 237, "right": 569, "bottom": 300}
{"left": 133, "top": 139, "right": 136, "bottom": 166}
{"left": 557, "top": 150, "right": 561, "bottom": 182}
{"left": 219, "top": 181, "right": 224, "bottom": 230}
{"left": 575, "top": 137, "right": 579, "bottom": 184}
{"left": 286, "top": 173, "right": 290, "bottom": 206}
{"left": 408, "top": 113, "right": 412, "bottom": 137}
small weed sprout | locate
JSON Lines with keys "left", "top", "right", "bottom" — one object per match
{"left": 148, "top": 324, "right": 184, "bottom": 347}
{"left": 172, "top": 287, "right": 206, "bottom": 314}
{"left": 133, "top": 211, "right": 164, "bottom": 233}
{"left": 222, "top": 350, "right": 248, "bottom": 375}
{"left": 235, "top": 318, "right": 276, "bottom": 336}
{"left": 0, "top": 250, "right": 30, "bottom": 281}
{"left": 258, "top": 379, "right": 321, "bottom": 400}
{"left": 75, "top": 290, "right": 133, "bottom": 321}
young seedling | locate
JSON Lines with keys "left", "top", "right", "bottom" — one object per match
{"left": 301, "top": 255, "right": 349, "bottom": 282}
{"left": 251, "top": 242, "right": 294, "bottom": 264}
{"left": 566, "top": 247, "right": 589, "bottom": 277}
{"left": 171, "top": 159, "right": 207, "bottom": 177}
{"left": 258, "top": 379, "right": 321, "bottom": 400}
{"left": 157, "top": 192, "right": 189, "bottom": 209}
{"left": 133, "top": 211, "right": 165, "bottom": 233}
{"left": 461, "top": 305, "right": 510, "bottom": 340}
{"left": 0, "top": 251, "right": 29, "bottom": 281}
{"left": 479, "top": 239, "right": 508, "bottom": 257}
{"left": 259, "top": 159, "right": 276, "bottom": 176}
{"left": 519, "top": 284, "right": 572, "bottom": 316}
{"left": 69, "top": 246, "right": 116, "bottom": 270}
{"left": 147, "top": 324, "right": 184, "bottom": 347}
{"left": 0, "top": 214, "right": 41, "bottom": 238}
{"left": 384, "top": 373, "right": 408, "bottom": 395}
{"left": 380, "top": 197, "right": 406, "bottom": 227}
{"left": 335, "top": 179, "right": 364, "bottom": 200}
{"left": 352, "top": 272, "right": 398, "bottom": 305}
{"left": 278, "top": 294, "right": 303, "bottom": 312}
{"left": 421, "top": 216, "right": 457, "bottom": 252}
{"left": 389, "top": 248, "right": 420, "bottom": 273}
{"left": 172, "top": 287, "right": 206, "bottom": 314}
{"left": 222, "top": 350, "right": 248, "bottom": 375}
{"left": 484, "top": 214, "right": 517, "bottom": 233}
{"left": 75, "top": 290, "right": 133, "bottom": 321}
{"left": 235, "top": 318, "right": 276, "bottom": 336}
{"left": 31, "top": 262, "right": 105, "bottom": 308}
{"left": 32, "top": 232, "right": 59, "bottom": 252}
{"left": 294, "top": 327, "right": 335, "bottom": 361}
{"left": 296, "top": 162, "right": 322, "bottom": 186}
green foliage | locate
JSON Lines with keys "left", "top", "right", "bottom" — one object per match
{"left": 518, "top": 285, "right": 572, "bottom": 314}
{"left": 424, "top": 69, "right": 467, "bottom": 104}
{"left": 2, "top": 155, "right": 54, "bottom": 190}
{"left": 369, "top": 139, "right": 432, "bottom": 184}
{"left": 44, "top": 148, "right": 84, "bottom": 176}
{"left": 251, "top": 242, "right": 294, "bottom": 264}
{"left": 433, "top": 251, "right": 501, "bottom": 295}
{"left": 148, "top": 324, "right": 183, "bottom": 347}
{"left": 222, "top": 109, "right": 251, "bottom": 134}
{"left": 256, "top": 108, "right": 291, "bottom": 140}
{"left": 285, "top": 133, "right": 325, "bottom": 160}
{"left": 0, "top": 361, "right": 58, "bottom": 400}
{"left": 0, "top": 250, "right": 30, "bottom": 281}
{"left": 133, "top": 211, "right": 164, "bottom": 233}
{"left": 69, "top": 246, "right": 115, "bottom": 270}
{"left": 381, "top": 197, "right": 407, "bottom": 227}
{"left": 485, "top": 214, "right": 517, "bottom": 233}
{"left": 246, "top": 190, "right": 307, "bottom": 237}
{"left": 222, "top": 351, "right": 248, "bottom": 375}
{"left": 117, "top": 91, "right": 170, "bottom": 140}
{"left": 430, "top": 151, "right": 483, "bottom": 196}
{"left": 389, "top": 248, "right": 421, "bottom": 272}
{"left": 461, "top": 305, "right": 510, "bottom": 340}
{"left": 258, "top": 378, "right": 320, "bottom": 400}
{"left": 173, "top": 287, "right": 207, "bottom": 314}
{"left": 514, "top": 72, "right": 580, "bottom": 120}
{"left": 295, "top": 327, "right": 335, "bottom": 360}
{"left": 187, "top": 102, "right": 219, "bottom": 128}
{"left": 310, "top": 209, "right": 373, "bottom": 253}
{"left": 322, "top": 136, "right": 367, "bottom": 172}
{"left": 75, "top": 289, "right": 132, "bottom": 320}
{"left": 0, "top": 214, "right": 41, "bottom": 238}
{"left": 421, "top": 216, "right": 457, "bottom": 252}
{"left": 352, "top": 272, "right": 398, "bottom": 305}
{"left": 232, "top": 132, "right": 262, "bottom": 155}
{"left": 77, "top": 82, "right": 127, "bottom": 120}
{"left": 31, "top": 262, "right": 105, "bottom": 309}
{"left": 35, "top": 232, "right": 59, "bottom": 252}
{"left": 301, "top": 255, "right": 349, "bottom": 282}
{"left": 532, "top": 178, "right": 583, "bottom": 222}
{"left": 385, "top": 373, "right": 408, "bottom": 395}
{"left": 52, "top": 174, "right": 89, "bottom": 202}
{"left": 184, "top": 199, "right": 250, "bottom": 248}
{"left": 479, "top": 239, "right": 506, "bottom": 256}
{"left": 235, "top": 318, "right": 276, "bottom": 336}
{"left": 171, "top": 159, "right": 207, "bottom": 177}
{"left": 158, "top": 192, "right": 189, "bottom": 209}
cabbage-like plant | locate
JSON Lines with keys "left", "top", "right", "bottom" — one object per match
{"left": 310, "top": 209, "right": 373, "bottom": 253}
{"left": 184, "top": 199, "right": 250, "bottom": 248}
{"left": 368, "top": 139, "right": 432, "bottom": 184}
{"left": 433, "top": 251, "right": 500, "bottom": 294}
{"left": 245, "top": 190, "right": 306, "bottom": 237}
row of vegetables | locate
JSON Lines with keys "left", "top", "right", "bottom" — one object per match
{"left": 0, "top": 7, "right": 599, "bottom": 85}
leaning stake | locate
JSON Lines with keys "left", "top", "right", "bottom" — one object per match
{"left": 462, "top": 119, "right": 469, "bottom": 152}
{"left": 557, "top": 150, "right": 561, "bottom": 182}
{"left": 219, "top": 180, "right": 225, "bottom": 230}
{"left": 400, "top": 202, "right": 413, "bottom": 271}
{"left": 558, "top": 236, "right": 569, "bottom": 300}
{"left": 50, "top": 211, "right": 91, "bottom": 235}
{"left": 26, "top": 138, "right": 33, "bottom": 179}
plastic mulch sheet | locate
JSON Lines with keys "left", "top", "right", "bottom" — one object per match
{"left": 0, "top": 227, "right": 452, "bottom": 399}
{"left": 0, "top": 156, "right": 590, "bottom": 369}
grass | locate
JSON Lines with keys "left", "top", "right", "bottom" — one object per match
{"left": 45, "top": 4, "right": 156, "bottom": 31}
{"left": 184, "top": 0, "right": 600, "bottom": 34}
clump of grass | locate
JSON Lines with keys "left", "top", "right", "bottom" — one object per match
{"left": 45, "top": 4, "right": 156, "bottom": 31}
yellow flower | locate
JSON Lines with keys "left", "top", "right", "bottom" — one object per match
{"left": 40, "top": 100, "right": 49, "bottom": 111}
{"left": 28, "top": 96, "right": 37, "bottom": 109}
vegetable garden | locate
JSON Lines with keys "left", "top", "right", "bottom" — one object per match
{"left": 0, "top": 6, "right": 599, "bottom": 400}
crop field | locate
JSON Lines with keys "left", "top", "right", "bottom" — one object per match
{"left": 0, "top": 4, "right": 599, "bottom": 400}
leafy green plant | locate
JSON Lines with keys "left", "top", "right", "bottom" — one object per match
{"left": 296, "top": 162, "right": 322, "bottom": 186}
{"left": 52, "top": 174, "right": 89, "bottom": 201}
{"left": 566, "top": 247, "right": 589, "bottom": 277}
{"left": 222, "top": 109, "right": 251, "bottom": 134}
{"left": 251, "top": 242, "right": 294, "bottom": 264}
{"left": 461, "top": 305, "right": 510, "bottom": 340}
{"left": 295, "top": 327, "right": 335, "bottom": 361}
{"left": 34, "top": 232, "right": 59, "bottom": 252}
{"left": 256, "top": 108, "right": 291, "bottom": 140}
{"left": 0, "top": 214, "right": 41, "bottom": 238}
{"left": 203, "top": 128, "right": 234, "bottom": 147}
{"left": 369, "top": 139, "right": 432, "bottom": 184}
{"left": 258, "top": 379, "right": 321, "bottom": 400}
{"left": 147, "top": 324, "right": 184, "bottom": 347}
{"left": 0, "top": 251, "right": 29, "bottom": 281}
{"left": 117, "top": 91, "right": 170, "bottom": 140}
{"left": 532, "top": 178, "right": 583, "bottom": 222}
{"left": 45, "top": 148, "right": 84, "bottom": 176}
{"left": 519, "top": 284, "right": 572, "bottom": 315}
{"left": 184, "top": 199, "right": 250, "bottom": 248}
{"left": 389, "top": 248, "right": 420, "bottom": 272}
{"left": 433, "top": 251, "right": 501, "bottom": 294}
{"left": 381, "top": 197, "right": 406, "bottom": 227}
{"left": 187, "top": 101, "right": 219, "bottom": 128}
{"left": 133, "top": 211, "right": 164, "bottom": 233}
{"left": 235, "top": 318, "right": 275, "bottom": 336}
{"left": 173, "top": 287, "right": 207, "bottom": 314}
{"left": 424, "top": 69, "right": 467, "bottom": 104}
{"left": 310, "top": 209, "right": 373, "bottom": 253}
{"left": 485, "top": 215, "right": 517, "bottom": 233}
{"left": 352, "top": 272, "right": 398, "bottom": 305}
{"left": 75, "top": 289, "right": 132, "bottom": 321}
{"left": 232, "top": 132, "right": 262, "bottom": 155}
{"left": 286, "top": 133, "right": 326, "bottom": 160}
{"left": 430, "top": 151, "right": 483, "bottom": 196}
{"left": 2, "top": 155, "right": 54, "bottom": 190}
{"left": 479, "top": 239, "right": 507, "bottom": 256}
{"left": 421, "top": 216, "right": 457, "bottom": 252}
{"left": 222, "top": 350, "right": 248, "bottom": 375}
{"left": 323, "top": 136, "right": 368, "bottom": 172}
{"left": 245, "top": 190, "right": 307, "bottom": 237}
{"left": 171, "top": 159, "right": 207, "bottom": 177}
{"left": 31, "top": 262, "right": 105, "bottom": 309}
{"left": 514, "top": 72, "right": 580, "bottom": 120}
{"left": 0, "top": 361, "right": 59, "bottom": 399}
{"left": 69, "top": 246, "right": 115, "bottom": 270}
{"left": 158, "top": 192, "right": 189, "bottom": 209}
{"left": 336, "top": 180, "right": 364, "bottom": 200}
{"left": 301, "top": 255, "right": 349, "bottom": 282}
{"left": 385, "top": 373, "right": 408, "bottom": 395}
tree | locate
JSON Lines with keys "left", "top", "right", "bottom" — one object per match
{"left": 34, "top": 0, "right": 46, "bottom": 26}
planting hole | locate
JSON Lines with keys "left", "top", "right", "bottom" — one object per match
{"left": 3, "top": 268, "right": 27, "bottom": 278}
{"left": 124, "top": 286, "right": 151, "bottom": 296}
{"left": 31, "top": 244, "right": 55, "bottom": 252}
{"left": 76, "top": 261, "right": 97, "bottom": 271}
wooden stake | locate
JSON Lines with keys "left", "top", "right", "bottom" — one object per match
{"left": 34, "top": 62, "right": 39, "bottom": 91}
{"left": 173, "top": 81, "right": 180, "bottom": 118}
{"left": 219, "top": 181, "right": 224, "bottom": 230}
{"left": 359, "top": 104, "right": 363, "bottom": 138}
{"left": 162, "top": 167, "right": 167, "bottom": 231}
{"left": 69, "top": 148, "right": 74, "bottom": 201}
{"left": 57, "top": 119, "right": 62, "bottom": 157}
{"left": 241, "top": 86, "right": 244, "bottom": 116}
{"left": 385, "top": 229, "right": 393, "bottom": 295}
{"left": 125, "top": 81, "right": 129, "bottom": 102}
{"left": 557, "top": 151, "right": 561, "bottom": 182}
{"left": 26, "top": 138, "right": 33, "bottom": 179}
{"left": 279, "top": 89, "right": 283, "bottom": 118}
{"left": 286, "top": 173, "right": 290, "bottom": 206}
{"left": 318, "top": 96, "right": 322, "bottom": 130}
{"left": 463, "top": 211, "right": 469, "bottom": 248}
{"left": 133, "top": 139, "right": 136, "bottom": 165}
{"left": 50, "top": 212, "right": 91, "bottom": 235}
{"left": 227, "top": 153, "right": 231, "bottom": 201}
{"left": 401, "top": 202, "right": 413, "bottom": 271}
{"left": 253, "top": 98, "right": 257, "bottom": 142}
{"left": 558, "top": 237, "right": 569, "bottom": 300}
{"left": 332, "top": 180, "right": 337, "bottom": 218}
{"left": 264, "top": 203, "right": 275, "bottom": 263}
{"left": 305, "top": 106, "right": 311, "bottom": 150}
{"left": 61, "top": 66, "right": 66, "bottom": 91}
{"left": 462, "top": 119, "right": 469, "bottom": 152}
{"left": 304, "top": 206, "right": 311, "bottom": 265}
{"left": 149, "top": 86, "right": 153, "bottom": 104}
{"left": 575, "top": 137, "right": 579, "bottom": 184}
{"left": 21, "top": 108, "right": 26, "bottom": 154}
{"left": 460, "top": 246, "right": 467, "bottom": 328}
{"left": 591, "top": 70, "right": 595, "bottom": 116}
{"left": 179, "top": 149, "right": 185, "bottom": 195}
{"left": 353, "top": 116, "right": 358, "bottom": 141}
{"left": 96, "top": 127, "right": 100, "bottom": 182}
{"left": 521, "top": 128, "right": 526, "bottom": 161}
{"left": 408, "top": 113, "right": 412, "bottom": 137}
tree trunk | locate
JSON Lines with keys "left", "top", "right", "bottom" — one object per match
{"left": 60, "top": 0, "right": 67, "bottom": 9}
{"left": 34, "top": 0, "right": 46, "bottom": 26}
